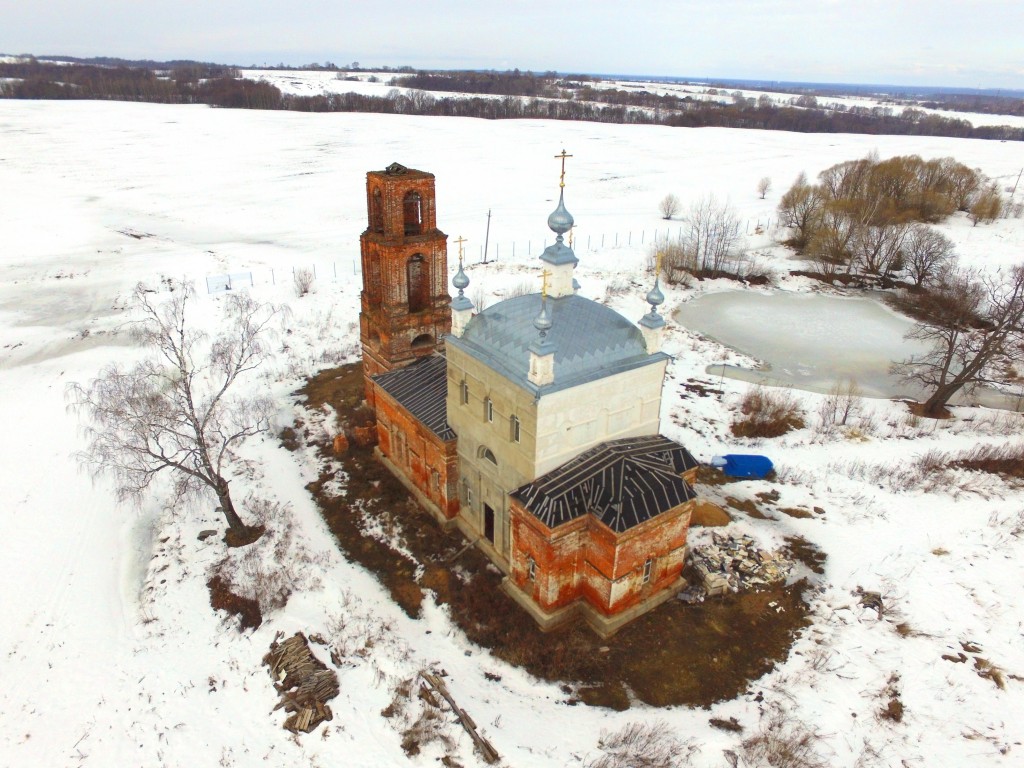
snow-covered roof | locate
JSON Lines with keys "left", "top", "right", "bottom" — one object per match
{"left": 511, "top": 435, "right": 698, "bottom": 532}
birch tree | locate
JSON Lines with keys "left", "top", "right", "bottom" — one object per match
{"left": 68, "top": 283, "right": 278, "bottom": 542}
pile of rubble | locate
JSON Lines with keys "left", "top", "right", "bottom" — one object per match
{"left": 682, "top": 533, "right": 793, "bottom": 602}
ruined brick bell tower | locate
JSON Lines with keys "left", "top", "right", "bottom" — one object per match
{"left": 359, "top": 162, "right": 451, "bottom": 405}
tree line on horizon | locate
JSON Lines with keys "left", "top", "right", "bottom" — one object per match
{"left": 2, "top": 61, "right": 1022, "bottom": 142}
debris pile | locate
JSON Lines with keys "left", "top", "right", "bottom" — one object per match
{"left": 854, "top": 586, "right": 884, "bottom": 619}
{"left": 264, "top": 632, "right": 340, "bottom": 733}
{"left": 688, "top": 533, "right": 793, "bottom": 597}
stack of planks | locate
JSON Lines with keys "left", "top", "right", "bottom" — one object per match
{"left": 263, "top": 632, "right": 340, "bottom": 733}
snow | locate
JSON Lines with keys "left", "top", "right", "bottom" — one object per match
{"left": 1, "top": 96, "right": 1023, "bottom": 767}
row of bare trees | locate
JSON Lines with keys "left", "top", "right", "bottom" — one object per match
{"left": 772, "top": 154, "right": 1024, "bottom": 418}
{"left": 659, "top": 196, "right": 748, "bottom": 282}
{"left": 7, "top": 60, "right": 1024, "bottom": 142}
{"left": 776, "top": 154, "right": 1007, "bottom": 285}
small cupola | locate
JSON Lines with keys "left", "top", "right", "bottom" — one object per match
{"left": 528, "top": 288, "right": 556, "bottom": 387}
{"left": 450, "top": 237, "right": 474, "bottom": 338}
{"left": 539, "top": 150, "right": 579, "bottom": 299}
{"left": 638, "top": 257, "right": 667, "bottom": 354}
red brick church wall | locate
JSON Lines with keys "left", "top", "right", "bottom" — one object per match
{"left": 509, "top": 499, "right": 694, "bottom": 617}
{"left": 372, "top": 380, "right": 460, "bottom": 520}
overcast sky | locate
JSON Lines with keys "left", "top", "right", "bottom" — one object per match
{"left": 2, "top": 1, "right": 1022, "bottom": 89}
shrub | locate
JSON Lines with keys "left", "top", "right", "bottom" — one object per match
{"left": 740, "top": 703, "right": 827, "bottom": 768}
{"left": 588, "top": 721, "right": 697, "bottom": 768}
{"left": 732, "top": 386, "right": 805, "bottom": 438}
{"left": 294, "top": 267, "right": 315, "bottom": 297}
{"left": 659, "top": 193, "right": 681, "bottom": 220}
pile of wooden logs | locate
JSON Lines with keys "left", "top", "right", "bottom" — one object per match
{"left": 263, "top": 632, "right": 340, "bottom": 733}
{"left": 420, "top": 672, "right": 499, "bottom": 764}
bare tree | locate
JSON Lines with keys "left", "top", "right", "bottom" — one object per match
{"left": 659, "top": 193, "right": 680, "bottom": 220}
{"left": 68, "top": 283, "right": 279, "bottom": 541}
{"left": 806, "top": 201, "right": 858, "bottom": 280}
{"left": 853, "top": 220, "right": 910, "bottom": 278}
{"left": 777, "top": 172, "right": 825, "bottom": 249}
{"left": 818, "top": 379, "right": 863, "bottom": 429}
{"left": 757, "top": 176, "right": 772, "bottom": 199}
{"left": 903, "top": 224, "right": 955, "bottom": 287}
{"left": 892, "top": 266, "right": 1024, "bottom": 416}
{"left": 680, "top": 195, "right": 742, "bottom": 276}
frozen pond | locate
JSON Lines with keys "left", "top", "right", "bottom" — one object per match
{"left": 675, "top": 291, "right": 1017, "bottom": 408}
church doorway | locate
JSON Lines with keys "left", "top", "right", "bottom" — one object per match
{"left": 483, "top": 504, "right": 495, "bottom": 543}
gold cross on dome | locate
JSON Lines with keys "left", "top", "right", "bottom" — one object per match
{"left": 541, "top": 269, "right": 552, "bottom": 299}
{"left": 655, "top": 250, "right": 663, "bottom": 275}
{"left": 554, "top": 149, "right": 573, "bottom": 188}
{"left": 454, "top": 235, "right": 467, "bottom": 265}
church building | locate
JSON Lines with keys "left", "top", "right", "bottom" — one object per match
{"left": 359, "top": 158, "right": 699, "bottom": 636}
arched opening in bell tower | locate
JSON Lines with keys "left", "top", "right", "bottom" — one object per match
{"left": 371, "top": 188, "right": 384, "bottom": 233}
{"left": 403, "top": 191, "right": 423, "bottom": 235}
{"left": 407, "top": 253, "right": 428, "bottom": 313}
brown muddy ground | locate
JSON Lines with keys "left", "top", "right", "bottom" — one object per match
{"left": 295, "top": 363, "right": 813, "bottom": 709}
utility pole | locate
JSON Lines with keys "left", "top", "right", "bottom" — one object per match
{"left": 483, "top": 209, "right": 492, "bottom": 263}
{"left": 1012, "top": 167, "right": 1023, "bottom": 199}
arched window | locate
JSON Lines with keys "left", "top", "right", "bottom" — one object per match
{"left": 478, "top": 446, "right": 498, "bottom": 466}
{"left": 407, "top": 254, "right": 427, "bottom": 313}
{"left": 411, "top": 333, "right": 433, "bottom": 349}
{"left": 403, "top": 191, "right": 423, "bottom": 235}
{"left": 371, "top": 188, "right": 384, "bottom": 233}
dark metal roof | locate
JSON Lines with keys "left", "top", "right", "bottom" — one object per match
{"left": 447, "top": 293, "right": 667, "bottom": 396}
{"left": 373, "top": 355, "right": 455, "bottom": 441}
{"left": 510, "top": 435, "right": 698, "bottom": 533}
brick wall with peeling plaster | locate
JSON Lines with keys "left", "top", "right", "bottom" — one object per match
{"left": 509, "top": 498, "right": 694, "bottom": 617}
{"left": 372, "top": 377, "right": 460, "bottom": 520}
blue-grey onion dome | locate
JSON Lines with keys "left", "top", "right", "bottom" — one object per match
{"left": 453, "top": 264, "right": 469, "bottom": 293}
{"left": 646, "top": 277, "right": 665, "bottom": 308}
{"left": 547, "top": 191, "right": 574, "bottom": 235}
{"left": 533, "top": 304, "right": 553, "bottom": 334}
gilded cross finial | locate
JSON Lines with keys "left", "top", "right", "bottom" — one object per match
{"left": 655, "top": 250, "right": 663, "bottom": 276}
{"left": 555, "top": 148, "right": 573, "bottom": 189}
{"left": 454, "top": 235, "right": 467, "bottom": 265}
{"left": 541, "top": 269, "right": 552, "bottom": 299}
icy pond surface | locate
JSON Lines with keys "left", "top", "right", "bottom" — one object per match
{"left": 676, "top": 291, "right": 940, "bottom": 400}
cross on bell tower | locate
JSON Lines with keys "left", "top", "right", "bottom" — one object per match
{"left": 359, "top": 162, "right": 451, "bottom": 404}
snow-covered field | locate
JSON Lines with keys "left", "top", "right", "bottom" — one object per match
{"left": 1, "top": 98, "right": 1023, "bottom": 767}
{"left": 244, "top": 68, "right": 1024, "bottom": 131}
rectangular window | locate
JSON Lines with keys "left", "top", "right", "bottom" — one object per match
{"left": 642, "top": 558, "right": 653, "bottom": 584}
{"left": 510, "top": 414, "right": 521, "bottom": 443}
{"left": 528, "top": 557, "right": 537, "bottom": 582}
{"left": 431, "top": 470, "right": 440, "bottom": 493}
{"left": 460, "top": 380, "right": 469, "bottom": 405}
{"left": 485, "top": 397, "right": 494, "bottom": 422}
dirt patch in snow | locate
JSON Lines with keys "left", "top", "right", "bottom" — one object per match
{"left": 208, "top": 575, "right": 262, "bottom": 630}
{"left": 297, "top": 363, "right": 811, "bottom": 709}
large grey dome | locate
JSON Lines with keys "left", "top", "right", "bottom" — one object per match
{"left": 449, "top": 294, "right": 666, "bottom": 394}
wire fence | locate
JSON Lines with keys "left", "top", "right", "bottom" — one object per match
{"left": 205, "top": 261, "right": 363, "bottom": 294}
{"left": 467, "top": 218, "right": 772, "bottom": 264}
{"left": 202, "top": 218, "right": 774, "bottom": 293}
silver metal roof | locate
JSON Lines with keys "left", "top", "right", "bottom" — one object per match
{"left": 447, "top": 293, "right": 667, "bottom": 396}
{"left": 373, "top": 355, "right": 455, "bottom": 441}
{"left": 510, "top": 435, "right": 698, "bottom": 532}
